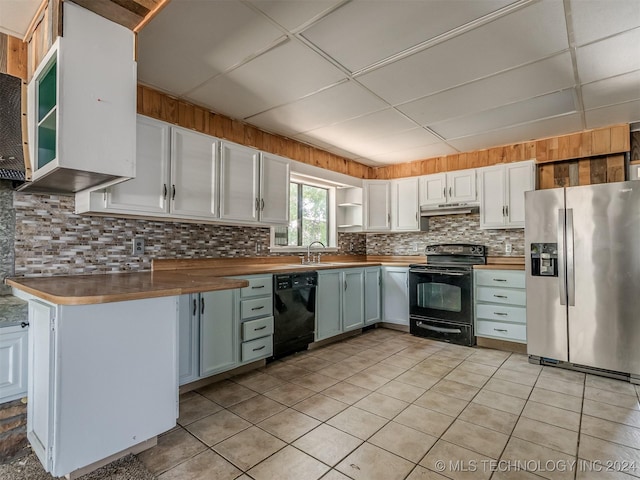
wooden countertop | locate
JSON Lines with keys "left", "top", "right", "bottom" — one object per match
{"left": 475, "top": 256, "right": 525, "bottom": 270}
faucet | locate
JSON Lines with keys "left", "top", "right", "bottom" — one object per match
{"left": 306, "top": 241, "right": 325, "bottom": 264}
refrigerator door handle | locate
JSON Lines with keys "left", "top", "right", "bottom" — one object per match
{"left": 566, "top": 208, "right": 575, "bottom": 306}
{"left": 558, "top": 208, "right": 567, "bottom": 306}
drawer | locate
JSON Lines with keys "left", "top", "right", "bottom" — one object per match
{"left": 476, "top": 320, "right": 526, "bottom": 342}
{"left": 476, "top": 304, "right": 526, "bottom": 324}
{"left": 242, "top": 316, "right": 274, "bottom": 342}
{"left": 475, "top": 270, "right": 525, "bottom": 289}
{"left": 241, "top": 297, "right": 273, "bottom": 320}
{"left": 240, "top": 276, "right": 273, "bottom": 298}
{"left": 242, "top": 336, "right": 273, "bottom": 362}
{"left": 476, "top": 286, "right": 526, "bottom": 307}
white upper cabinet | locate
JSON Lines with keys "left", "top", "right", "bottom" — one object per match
{"left": 220, "top": 142, "right": 290, "bottom": 225}
{"left": 363, "top": 180, "right": 391, "bottom": 231}
{"left": 419, "top": 169, "right": 476, "bottom": 206}
{"left": 170, "top": 127, "right": 218, "bottom": 219}
{"left": 260, "top": 153, "right": 290, "bottom": 225}
{"left": 479, "top": 161, "right": 535, "bottom": 229}
{"left": 26, "top": 2, "right": 136, "bottom": 193}
{"left": 391, "top": 177, "right": 419, "bottom": 231}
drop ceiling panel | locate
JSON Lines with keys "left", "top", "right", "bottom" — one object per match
{"left": 186, "top": 39, "right": 346, "bottom": 119}
{"left": 585, "top": 100, "right": 640, "bottom": 129}
{"left": 448, "top": 113, "right": 583, "bottom": 152}
{"left": 582, "top": 70, "right": 640, "bottom": 110}
{"left": 357, "top": 0, "right": 569, "bottom": 105}
{"left": 570, "top": 0, "right": 640, "bottom": 46}
{"left": 347, "top": 128, "right": 443, "bottom": 158}
{"left": 364, "top": 143, "right": 459, "bottom": 165}
{"left": 246, "top": 81, "right": 388, "bottom": 136}
{"left": 137, "top": 0, "right": 285, "bottom": 95}
{"left": 576, "top": 28, "right": 640, "bottom": 84}
{"left": 397, "top": 52, "right": 575, "bottom": 126}
{"left": 301, "top": 0, "right": 515, "bottom": 72}
{"left": 246, "top": 0, "right": 344, "bottom": 31}
{"left": 429, "top": 89, "right": 576, "bottom": 140}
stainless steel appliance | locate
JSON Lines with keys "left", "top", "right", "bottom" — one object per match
{"left": 272, "top": 272, "right": 317, "bottom": 359}
{"left": 525, "top": 181, "right": 640, "bottom": 384}
{"left": 409, "top": 244, "right": 486, "bottom": 346}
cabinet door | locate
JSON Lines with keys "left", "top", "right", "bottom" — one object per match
{"left": 0, "top": 326, "right": 28, "bottom": 403}
{"left": 382, "top": 267, "right": 409, "bottom": 325}
{"left": 260, "top": 153, "right": 290, "bottom": 224}
{"left": 364, "top": 181, "right": 391, "bottom": 231}
{"left": 219, "top": 142, "right": 260, "bottom": 223}
{"left": 178, "top": 295, "right": 199, "bottom": 386}
{"left": 364, "top": 267, "right": 381, "bottom": 325}
{"left": 419, "top": 173, "right": 446, "bottom": 206}
{"left": 392, "top": 178, "right": 419, "bottom": 231}
{"left": 316, "top": 271, "right": 342, "bottom": 341}
{"left": 106, "top": 116, "right": 170, "bottom": 214}
{"left": 479, "top": 166, "right": 506, "bottom": 229}
{"left": 505, "top": 162, "right": 534, "bottom": 227}
{"left": 448, "top": 169, "right": 476, "bottom": 203}
{"left": 343, "top": 269, "right": 364, "bottom": 331}
{"left": 200, "top": 290, "right": 237, "bottom": 377}
{"left": 170, "top": 127, "right": 218, "bottom": 219}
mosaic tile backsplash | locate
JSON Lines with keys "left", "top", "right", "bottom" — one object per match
{"left": 11, "top": 193, "right": 521, "bottom": 277}
{"left": 0, "top": 181, "right": 16, "bottom": 293}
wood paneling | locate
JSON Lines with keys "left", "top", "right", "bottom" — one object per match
{"left": 536, "top": 124, "right": 629, "bottom": 163}
{"left": 71, "top": 0, "right": 167, "bottom": 31}
{"left": 24, "top": 0, "right": 62, "bottom": 81}
{"left": 537, "top": 155, "right": 627, "bottom": 190}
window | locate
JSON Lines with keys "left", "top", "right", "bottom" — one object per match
{"left": 271, "top": 174, "right": 339, "bottom": 251}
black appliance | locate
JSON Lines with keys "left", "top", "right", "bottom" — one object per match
{"left": 273, "top": 271, "right": 317, "bottom": 359}
{"left": 409, "top": 244, "right": 486, "bottom": 346}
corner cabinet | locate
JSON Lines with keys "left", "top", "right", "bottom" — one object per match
{"left": 26, "top": 1, "right": 136, "bottom": 192}
{"left": 382, "top": 266, "right": 409, "bottom": 326}
{"left": 479, "top": 161, "right": 535, "bottom": 229}
{"left": 26, "top": 297, "right": 178, "bottom": 478}
{"left": 219, "top": 142, "right": 290, "bottom": 225}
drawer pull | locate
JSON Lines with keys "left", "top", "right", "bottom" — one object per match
{"left": 251, "top": 285, "right": 265, "bottom": 289}
{"left": 251, "top": 306, "right": 265, "bottom": 311}
{"left": 494, "top": 312, "right": 508, "bottom": 316}
{"left": 493, "top": 278, "right": 507, "bottom": 282}
{"left": 493, "top": 295, "right": 508, "bottom": 298}
{"left": 494, "top": 328, "right": 508, "bottom": 333}
{"left": 254, "top": 325, "right": 267, "bottom": 331}
{"left": 253, "top": 345, "right": 266, "bottom": 352}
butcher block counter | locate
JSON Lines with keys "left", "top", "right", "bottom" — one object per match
{"left": 475, "top": 256, "right": 525, "bottom": 270}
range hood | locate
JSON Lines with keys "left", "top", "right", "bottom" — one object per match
{"left": 420, "top": 203, "right": 480, "bottom": 216}
{"left": 0, "top": 72, "right": 26, "bottom": 182}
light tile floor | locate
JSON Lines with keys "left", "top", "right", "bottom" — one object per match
{"left": 138, "top": 328, "right": 640, "bottom": 480}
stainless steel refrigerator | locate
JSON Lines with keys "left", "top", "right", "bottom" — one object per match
{"left": 525, "top": 180, "right": 640, "bottom": 384}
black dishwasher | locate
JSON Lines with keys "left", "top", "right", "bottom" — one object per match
{"left": 273, "top": 272, "right": 317, "bottom": 359}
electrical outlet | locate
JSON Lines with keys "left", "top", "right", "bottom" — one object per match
{"left": 413, "top": 243, "right": 419, "bottom": 252}
{"left": 132, "top": 237, "right": 144, "bottom": 256}
{"left": 505, "top": 243, "right": 512, "bottom": 254}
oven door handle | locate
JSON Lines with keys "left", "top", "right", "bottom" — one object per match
{"left": 409, "top": 269, "right": 466, "bottom": 276}
{"left": 415, "top": 321, "right": 462, "bottom": 334}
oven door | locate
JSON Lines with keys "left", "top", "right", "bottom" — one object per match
{"left": 409, "top": 268, "right": 473, "bottom": 324}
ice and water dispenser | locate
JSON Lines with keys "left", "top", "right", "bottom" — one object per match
{"left": 530, "top": 243, "right": 558, "bottom": 277}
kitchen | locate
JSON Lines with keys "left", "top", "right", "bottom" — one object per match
{"left": 1, "top": 0, "right": 640, "bottom": 479}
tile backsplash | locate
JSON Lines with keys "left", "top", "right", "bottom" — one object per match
{"left": 0, "top": 181, "right": 16, "bottom": 293}
{"left": 11, "top": 193, "right": 520, "bottom": 277}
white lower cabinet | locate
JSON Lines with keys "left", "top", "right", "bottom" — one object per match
{"left": 200, "top": 290, "right": 238, "bottom": 377}
{"left": 382, "top": 267, "right": 409, "bottom": 326}
{"left": 237, "top": 275, "right": 274, "bottom": 363}
{"left": 27, "top": 297, "right": 178, "bottom": 478}
{"left": 474, "top": 269, "right": 526, "bottom": 343}
{"left": 316, "top": 268, "right": 367, "bottom": 341}
{"left": 364, "top": 267, "right": 381, "bottom": 325}
{"left": 0, "top": 325, "right": 28, "bottom": 403}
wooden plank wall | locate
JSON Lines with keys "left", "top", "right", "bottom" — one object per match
{"left": 535, "top": 124, "right": 629, "bottom": 163}
{"left": 0, "top": 33, "right": 28, "bottom": 80}
{"left": 537, "top": 155, "right": 626, "bottom": 189}
{"left": 137, "top": 85, "right": 373, "bottom": 179}
{"left": 24, "top": 0, "right": 61, "bottom": 81}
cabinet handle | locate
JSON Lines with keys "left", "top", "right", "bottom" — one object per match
{"left": 493, "top": 294, "right": 508, "bottom": 298}
{"left": 254, "top": 325, "right": 267, "bottom": 331}
{"left": 494, "top": 312, "right": 508, "bottom": 316}
{"left": 172, "top": 184, "right": 176, "bottom": 200}
{"left": 493, "top": 278, "right": 507, "bottom": 282}
{"left": 505, "top": 205, "right": 509, "bottom": 217}
{"left": 253, "top": 345, "right": 266, "bottom": 352}
{"left": 344, "top": 280, "right": 347, "bottom": 291}
{"left": 387, "top": 213, "right": 390, "bottom": 224}
{"left": 255, "top": 198, "right": 259, "bottom": 212}
{"left": 21, "top": 321, "right": 29, "bottom": 328}
{"left": 415, "top": 212, "right": 418, "bottom": 221}
{"left": 449, "top": 187, "right": 452, "bottom": 197}
{"left": 201, "top": 297, "right": 205, "bottom": 314}
{"left": 193, "top": 298, "right": 197, "bottom": 316}
{"left": 502, "top": 205, "right": 505, "bottom": 216}
{"left": 251, "top": 305, "right": 265, "bottom": 311}
{"left": 163, "top": 184, "right": 167, "bottom": 199}
{"left": 261, "top": 198, "right": 265, "bottom": 211}
{"left": 494, "top": 328, "right": 508, "bottom": 332}
{"left": 252, "top": 285, "right": 265, "bottom": 289}
{"left": 443, "top": 187, "right": 446, "bottom": 198}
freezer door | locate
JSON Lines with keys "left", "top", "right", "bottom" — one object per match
{"left": 566, "top": 181, "right": 640, "bottom": 375}
{"left": 525, "top": 188, "right": 568, "bottom": 361}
